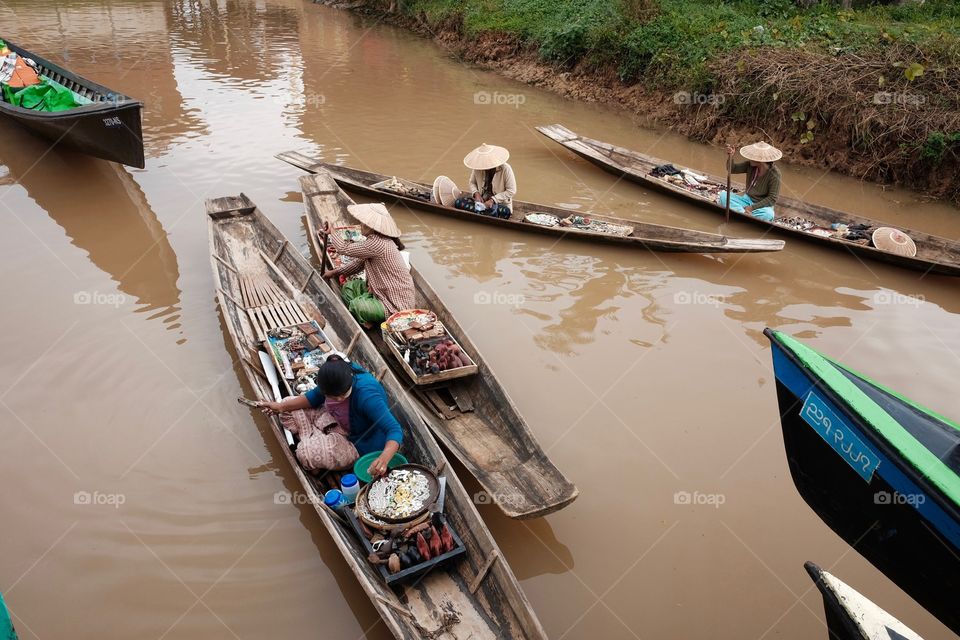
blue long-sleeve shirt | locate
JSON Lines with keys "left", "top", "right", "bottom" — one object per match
{"left": 304, "top": 362, "right": 404, "bottom": 455}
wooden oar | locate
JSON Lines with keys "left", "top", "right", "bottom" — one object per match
{"left": 724, "top": 154, "right": 732, "bottom": 224}
{"left": 317, "top": 227, "right": 336, "bottom": 274}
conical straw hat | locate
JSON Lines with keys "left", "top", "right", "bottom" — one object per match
{"left": 740, "top": 141, "right": 783, "bottom": 163}
{"left": 345, "top": 203, "right": 401, "bottom": 238}
{"left": 872, "top": 227, "right": 916, "bottom": 257}
{"left": 463, "top": 143, "right": 510, "bottom": 170}
{"left": 432, "top": 175, "right": 461, "bottom": 207}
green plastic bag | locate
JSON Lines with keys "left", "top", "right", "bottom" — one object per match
{"left": 340, "top": 278, "right": 386, "bottom": 325}
{"left": 3, "top": 77, "right": 80, "bottom": 112}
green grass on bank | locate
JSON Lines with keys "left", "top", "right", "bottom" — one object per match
{"left": 404, "top": 0, "right": 960, "bottom": 86}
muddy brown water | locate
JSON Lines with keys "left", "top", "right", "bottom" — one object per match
{"left": 1, "top": 1, "right": 958, "bottom": 638}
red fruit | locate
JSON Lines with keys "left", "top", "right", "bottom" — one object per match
{"left": 439, "top": 524, "right": 455, "bottom": 553}
{"left": 428, "top": 526, "right": 443, "bottom": 557}
{"left": 416, "top": 532, "right": 431, "bottom": 561}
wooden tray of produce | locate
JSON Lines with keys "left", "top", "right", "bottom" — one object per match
{"left": 344, "top": 506, "right": 466, "bottom": 586}
{"left": 382, "top": 310, "right": 478, "bottom": 386}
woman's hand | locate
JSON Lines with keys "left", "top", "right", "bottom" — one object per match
{"left": 321, "top": 221, "right": 332, "bottom": 236}
{"left": 484, "top": 198, "right": 494, "bottom": 209}
{"left": 259, "top": 401, "right": 283, "bottom": 416}
{"left": 367, "top": 454, "right": 390, "bottom": 478}
{"left": 743, "top": 206, "right": 753, "bottom": 214}
{"left": 726, "top": 144, "right": 735, "bottom": 157}
{"left": 472, "top": 191, "right": 482, "bottom": 201}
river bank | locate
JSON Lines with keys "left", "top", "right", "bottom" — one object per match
{"left": 322, "top": 0, "right": 960, "bottom": 205}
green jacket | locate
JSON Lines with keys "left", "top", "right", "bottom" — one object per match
{"left": 731, "top": 161, "right": 781, "bottom": 210}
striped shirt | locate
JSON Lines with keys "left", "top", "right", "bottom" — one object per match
{"left": 327, "top": 231, "right": 415, "bottom": 314}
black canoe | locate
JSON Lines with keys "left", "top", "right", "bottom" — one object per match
{"left": 0, "top": 37, "right": 144, "bottom": 168}
{"left": 804, "top": 562, "right": 925, "bottom": 640}
{"left": 276, "top": 151, "right": 784, "bottom": 254}
{"left": 538, "top": 124, "right": 960, "bottom": 276}
{"left": 767, "top": 330, "right": 960, "bottom": 634}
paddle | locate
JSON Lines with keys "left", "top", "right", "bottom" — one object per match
{"left": 258, "top": 350, "right": 296, "bottom": 446}
{"left": 724, "top": 148, "right": 732, "bottom": 224}
{"left": 318, "top": 229, "right": 336, "bottom": 273}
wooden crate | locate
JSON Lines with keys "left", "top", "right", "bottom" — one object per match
{"left": 382, "top": 331, "right": 478, "bottom": 386}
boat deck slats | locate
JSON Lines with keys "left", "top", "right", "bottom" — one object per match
{"left": 235, "top": 272, "right": 312, "bottom": 341}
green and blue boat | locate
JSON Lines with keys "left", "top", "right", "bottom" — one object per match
{"left": 766, "top": 329, "right": 960, "bottom": 635}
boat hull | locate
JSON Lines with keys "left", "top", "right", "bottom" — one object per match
{"left": 538, "top": 124, "right": 960, "bottom": 276}
{"left": 277, "top": 151, "right": 784, "bottom": 254}
{"left": 0, "top": 38, "right": 145, "bottom": 168}
{"left": 300, "top": 172, "right": 579, "bottom": 518}
{"left": 207, "top": 194, "right": 548, "bottom": 639}
{"left": 768, "top": 334, "right": 960, "bottom": 634}
{"left": 804, "top": 561, "right": 925, "bottom": 640}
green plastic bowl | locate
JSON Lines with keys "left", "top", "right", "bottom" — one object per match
{"left": 353, "top": 451, "right": 408, "bottom": 484}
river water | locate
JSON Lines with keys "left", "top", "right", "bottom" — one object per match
{"left": 1, "top": 1, "right": 958, "bottom": 638}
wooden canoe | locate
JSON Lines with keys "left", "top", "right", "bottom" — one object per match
{"left": 804, "top": 562, "right": 925, "bottom": 640}
{"left": 299, "top": 171, "right": 579, "bottom": 519}
{"left": 767, "top": 329, "right": 960, "bottom": 635}
{"left": 0, "top": 37, "right": 144, "bottom": 168}
{"left": 276, "top": 151, "right": 784, "bottom": 254}
{"left": 207, "top": 194, "right": 548, "bottom": 640}
{"left": 537, "top": 124, "right": 960, "bottom": 277}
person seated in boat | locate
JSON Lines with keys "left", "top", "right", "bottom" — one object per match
{"left": 259, "top": 355, "right": 403, "bottom": 478}
{"left": 321, "top": 202, "right": 415, "bottom": 327}
{"left": 717, "top": 142, "right": 782, "bottom": 222}
{"left": 454, "top": 143, "right": 516, "bottom": 219}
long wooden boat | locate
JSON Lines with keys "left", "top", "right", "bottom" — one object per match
{"left": 207, "top": 194, "right": 547, "bottom": 639}
{"left": 0, "top": 37, "right": 144, "bottom": 168}
{"left": 276, "top": 151, "right": 784, "bottom": 254}
{"left": 804, "top": 561, "right": 924, "bottom": 640}
{"left": 299, "top": 171, "right": 578, "bottom": 519}
{"left": 537, "top": 124, "right": 960, "bottom": 276}
{"left": 766, "top": 329, "right": 960, "bottom": 635}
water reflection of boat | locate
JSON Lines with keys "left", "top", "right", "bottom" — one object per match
{"left": 805, "top": 562, "right": 924, "bottom": 640}
{"left": 767, "top": 329, "right": 960, "bottom": 635}
{"left": 0, "top": 120, "right": 181, "bottom": 327}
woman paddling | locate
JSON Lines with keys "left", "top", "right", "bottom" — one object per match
{"left": 718, "top": 141, "right": 782, "bottom": 222}
{"left": 259, "top": 355, "right": 403, "bottom": 478}
{"left": 321, "top": 202, "right": 415, "bottom": 327}
{"left": 459, "top": 143, "right": 516, "bottom": 219}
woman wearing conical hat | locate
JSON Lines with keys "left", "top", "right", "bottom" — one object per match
{"left": 718, "top": 141, "right": 783, "bottom": 222}
{"left": 462, "top": 143, "right": 516, "bottom": 219}
{"left": 322, "top": 202, "right": 415, "bottom": 327}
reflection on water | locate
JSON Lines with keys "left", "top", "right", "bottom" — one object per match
{"left": 0, "top": 121, "right": 182, "bottom": 332}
